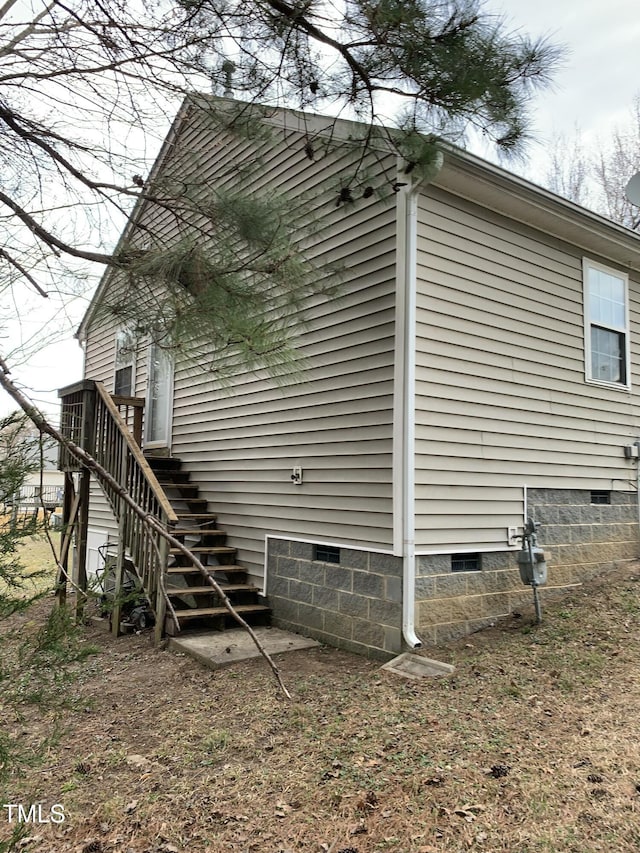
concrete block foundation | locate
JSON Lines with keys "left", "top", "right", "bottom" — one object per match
{"left": 265, "top": 490, "right": 639, "bottom": 655}
{"left": 266, "top": 538, "right": 402, "bottom": 660}
{"left": 416, "top": 488, "right": 639, "bottom": 644}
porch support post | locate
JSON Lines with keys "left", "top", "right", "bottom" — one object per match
{"left": 56, "top": 471, "right": 76, "bottom": 607}
{"left": 72, "top": 381, "right": 95, "bottom": 621}
{"left": 74, "top": 469, "right": 91, "bottom": 621}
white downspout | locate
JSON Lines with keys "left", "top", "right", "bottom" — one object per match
{"left": 394, "top": 153, "right": 444, "bottom": 650}
{"left": 393, "top": 172, "right": 423, "bottom": 649}
{"left": 402, "top": 184, "right": 421, "bottom": 649}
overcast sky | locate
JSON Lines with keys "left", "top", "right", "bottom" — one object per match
{"left": 493, "top": 0, "right": 640, "bottom": 157}
{"left": 2, "top": 0, "right": 640, "bottom": 421}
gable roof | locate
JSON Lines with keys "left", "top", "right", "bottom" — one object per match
{"left": 77, "top": 97, "right": 640, "bottom": 341}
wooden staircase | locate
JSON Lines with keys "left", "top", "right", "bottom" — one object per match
{"left": 147, "top": 456, "right": 270, "bottom": 635}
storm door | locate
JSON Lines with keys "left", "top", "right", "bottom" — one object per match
{"left": 144, "top": 342, "right": 174, "bottom": 449}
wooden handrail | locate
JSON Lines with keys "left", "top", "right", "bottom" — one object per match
{"left": 111, "top": 395, "right": 144, "bottom": 446}
{"left": 110, "top": 395, "right": 144, "bottom": 407}
{"left": 58, "top": 378, "right": 179, "bottom": 635}
{"left": 95, "top": 382, "right": 177, "bottom": 524}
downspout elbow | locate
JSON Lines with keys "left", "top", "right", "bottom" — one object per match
{"left": 403, "top": 548, "right": 422, "bottom": 649}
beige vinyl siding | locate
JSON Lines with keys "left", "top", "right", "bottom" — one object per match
{"left": 83, "top": 314, "right": 117, "bottom": 389}
{"left": 81, "top": 108, "right": 397, "bottom": 581}
{"left": 83, "top": 313, "right": 119, "bottom": 539}
{"left": 166, "top": 115, "right": 398, "bottom": 581}
{"left": 414, "top": 186, "right": 640, "bottom": 552}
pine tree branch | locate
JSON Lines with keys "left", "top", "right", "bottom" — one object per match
{"left": 263, "top": 0, "right": 374, "bottom": 92}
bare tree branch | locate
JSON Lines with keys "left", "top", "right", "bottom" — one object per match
{"left": 0, "top": 248, "right": 49, "bottom": 297}
{"left": 0, "top": 355, "right": 293, "bottom": 699}
{"left": 0, "top": 187, "right": 115, "bottom": 264}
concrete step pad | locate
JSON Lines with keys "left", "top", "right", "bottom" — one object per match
{"left": 169, "top": 626, "right": 319, "bottom": 670}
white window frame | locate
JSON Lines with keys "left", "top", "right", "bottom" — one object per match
{"left": 583, "top": 258, "right": 631, "bottom": 391}
{"left": 114, "top": 327, "right": 137, "bottom": 396}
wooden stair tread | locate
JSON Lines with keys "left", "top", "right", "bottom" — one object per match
{"left": 166, "top": 564, "right": 247, "bottom": 575}
{"left": 166, "top": 583, "right": 257, "bottom": 595}
{"left": 174, "top": 513, "right": 217, "bottom": 521}
{"left": 171, "top": 527, "right": 227, "bottom": 536}
{"left": 146, "top": 457, "right": 181, "bottom": 469}
{"left": 170, "top": 545, "right": 235, "bottom": 554}
{"left": 174, "top": 604, "right": 270, "bottom": 620}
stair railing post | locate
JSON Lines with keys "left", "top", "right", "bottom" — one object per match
{"left": 154, "top": 521, "right": 169, "bottom": 646}
{"left": 133, "top": 403, "right": 143, "bottom": 448}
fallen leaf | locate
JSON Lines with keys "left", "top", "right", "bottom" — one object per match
{"left": 17, "top": 838, "right": 42, "bottom": 850}
{"left": 125, "top": 754, "right": 149, "bottom": 768}
{"left": 349, "top": 818, "right": 368, "bottom": 835}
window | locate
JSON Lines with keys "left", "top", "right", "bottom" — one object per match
{"left": 451, "top": 553, "right": 481, "bottom": 572}
{"left": 590, "top": 490, "right": 611, "bottom": 505}
{"left": 114, "top": 329, "right": 136, "bottom": 396}
{"left": 314, "top": 544, "right": 340, "bottom": 564}
{"left": 114, "top": 365, "right": 132, "bottom": 396}
{"left": 584, "top": 260, "right": 630, "bottom": 388}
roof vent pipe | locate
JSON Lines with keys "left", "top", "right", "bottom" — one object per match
{"left": 221, "top": 59, "right": 236, "bottom": 98}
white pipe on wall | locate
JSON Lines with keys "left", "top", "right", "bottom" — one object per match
{"left": 402, "top": 186, "right": 421, "bottom": 649}
{"left": 391, "top": 149, "right": 447, "bottom": 647}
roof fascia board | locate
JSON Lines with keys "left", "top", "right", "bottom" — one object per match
{"left": 431, "top": 147, "right": 640, "bottom": 273}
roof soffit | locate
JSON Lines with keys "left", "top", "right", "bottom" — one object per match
{"left": 430, "top": 151, "right": 640, "bottom": 275}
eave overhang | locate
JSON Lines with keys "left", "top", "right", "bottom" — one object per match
{"left": 432, "top": 147, "right": 640, "bottom": 275}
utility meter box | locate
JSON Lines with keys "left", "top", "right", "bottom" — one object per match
{"left": 517, "top": 546, "right": 548, "bottom": 586}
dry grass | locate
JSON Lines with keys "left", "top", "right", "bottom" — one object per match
{"left": 2, "top": 560, "right": 640, "bottom": 852}
{"left": 0, "top": 529, "right": 60, "bottom": 600}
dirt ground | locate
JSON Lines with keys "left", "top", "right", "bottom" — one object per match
{"left": 2, "top": 553, "right": 640, "bottom": 853}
